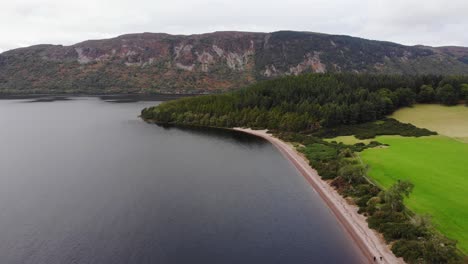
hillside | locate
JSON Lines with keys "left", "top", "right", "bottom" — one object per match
{"left": 1, "top": 31, "right": 468, "bottom": 94}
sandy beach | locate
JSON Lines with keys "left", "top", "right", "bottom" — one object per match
{"left": 233, "top": 128, "right": 404, "bottom": 264}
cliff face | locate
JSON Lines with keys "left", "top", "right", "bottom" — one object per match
{"left": 1, "top": 31, "right": 468, "bottom": 94}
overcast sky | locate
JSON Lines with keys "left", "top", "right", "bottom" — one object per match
{"left": 1, "top": 0, "right": 467, "bottom": 53}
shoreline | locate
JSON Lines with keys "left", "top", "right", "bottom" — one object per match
{"left": 233, "top": 128, "right": 404, "bottom": 264}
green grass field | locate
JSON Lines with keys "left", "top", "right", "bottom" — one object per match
{"left": 324, "top": 135, "right": 372, "bottom": 145}
{"left": 359, "top": 103, "right": 468, "bottom": 253}
{"left": 361, "top": 136, "right": 468, "bottom": 253}
{"left": 328, "top": 105, "right": 468, "bottom": 253}
{"left": 391, "top": 104, "right": 468, "bottom": 143}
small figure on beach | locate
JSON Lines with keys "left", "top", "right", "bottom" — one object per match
{"left": 380, "top": 256, "right": 383, "bottom": 261}
{"left": 373, "top": 256, "right": 376, "bottom": 261}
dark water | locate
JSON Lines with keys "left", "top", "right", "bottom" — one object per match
{"left": 0, "top": 98, "right": 365, "bottom": 263}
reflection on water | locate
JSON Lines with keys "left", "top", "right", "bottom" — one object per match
{"left": 158, "top": 125, "right": 268, "bottom": 145}
{"left": 25, "top": 96, "right": 73, "bottom": 103}
{"left": 0, "top": 94, "right": 194, "bottom": 103}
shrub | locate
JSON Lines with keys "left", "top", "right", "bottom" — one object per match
{"left": 418, "top": 84, "right": 435, "bottom": 103}
{"left": 436, "top": 84, "right": 458, "bottom": 105}
{"left": 392, "top": 239, "right": 424, "bottom": 263}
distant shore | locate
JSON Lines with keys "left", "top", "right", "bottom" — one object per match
{"left": 0, "top": 93, "right": 195, "bottom": 100}
{"left": 233, "top": 128, "right": 404, "bottom": 264}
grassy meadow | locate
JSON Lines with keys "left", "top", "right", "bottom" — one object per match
{"left": 391, "top": 104, "right": 468, "bottom": 143}
{"left": 361, "top": 136, "right": 468, "bottom": 253}
{"left": 324, "top": 135, "right": 372, "bottom": 145}
{"left": 360, "top": 104, "right": 468, "bottom": 253}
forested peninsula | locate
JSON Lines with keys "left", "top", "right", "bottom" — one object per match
{"left": 141, "top": 73, "right": 468, "bottom": 129}
{"left": 142, "top": 73, "right": 468, "bottom": 263}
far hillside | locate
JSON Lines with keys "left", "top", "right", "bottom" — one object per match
{"left": 2, "top": 31, "right": 468, "bottom": 94}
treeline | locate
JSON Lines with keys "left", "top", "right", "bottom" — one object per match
{"left": 141, "top": 73, "right": 468, "bottom": 130}
{"left": 279, "top": 132, "right": 462, "bottom": 263}
{"left": 312, "top": 118, "right": 436, "bottom": 139}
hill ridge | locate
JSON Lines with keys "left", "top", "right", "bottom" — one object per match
{"left": 1, "top": 31, "right": 468, "bottom": 94}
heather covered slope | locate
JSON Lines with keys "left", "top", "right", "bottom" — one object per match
{"left": 1, "top": 31, "right": 468, "bottom": 94}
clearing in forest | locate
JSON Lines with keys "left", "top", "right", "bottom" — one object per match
{"left": 390, "top": 104, "right": 468, "bottom": 143}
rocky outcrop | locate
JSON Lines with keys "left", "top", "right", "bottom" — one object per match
{"left": 1, "top": 31, "right": 468, "bottom": 94}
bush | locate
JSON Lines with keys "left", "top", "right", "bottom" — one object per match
{"left": 418, "top": 84, "right": 436, "bottom": 103}
{"left": 436, "top": 84, "right": 458, "bottom": 105}
{"left": 356, "top": 194, "right": 373, "bottom": 209}
{"left": 367, "top": 210, "right": 407, "bottom": 230}
{"left": 392, "top": 239, "right": 424, "bottom": 263}
{"left": 381, "top": 222, "right": 427, "bottom": 242}
{"left": 392, "top": 235, "right": 460, "bottom": 264}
